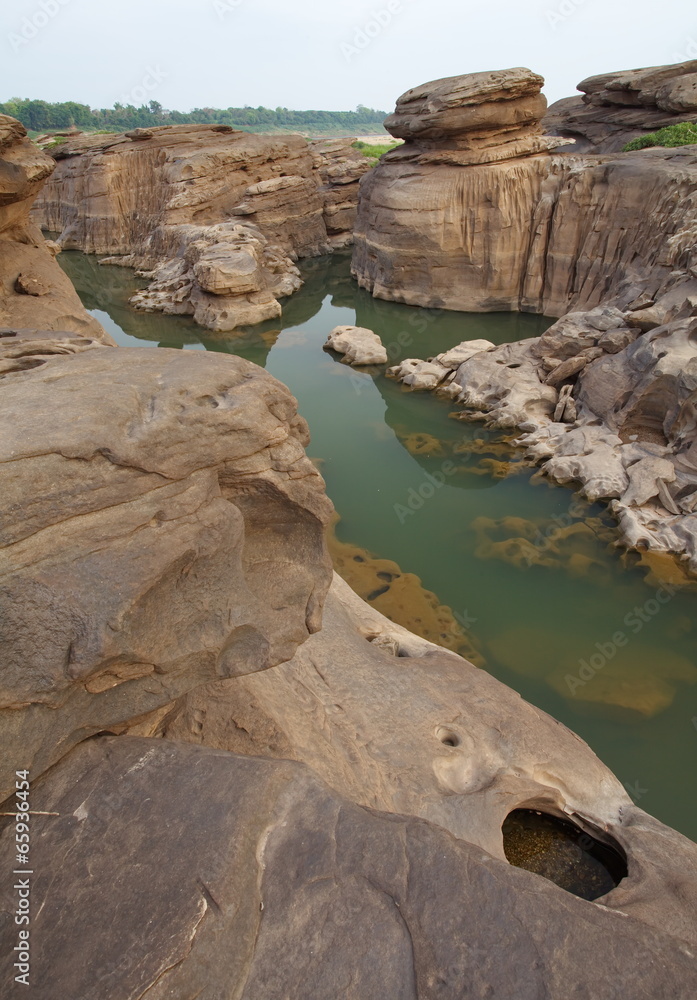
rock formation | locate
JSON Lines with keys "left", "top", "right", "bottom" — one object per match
{"left": 387, "top": 290, "right": 697, "bottom": 576}
{"left": 1, "top": 96, "right": 696, "bottom": 998}
{"left": 31, "top": 125, "right": 371, "bottom": 331}
{"left": 0, "top": 115, "right": 110, "bottom": 339}
{"left": 352, "top": 67, "right": 696, "bottom": 317}
{"left": 544, "top": 59, "right": 697, "bottom": 152}
{"left": 2, "top": 734, "right": 695, "bottom": 1000}
{"left": 324, "top": 324, "right": 388, "bottom": 364}
{"left": 0, "top": 340, "right": 333, "bottom": 803}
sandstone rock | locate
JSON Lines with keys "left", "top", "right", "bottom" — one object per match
{"left": 0, "top": 327, "right": 110, "bottom": 378}
{"left": 324, "top": 324, "right": 387, "bottom": 364}
{"left": 544, "top": 60, "right": 697, "bottom": 152}
{"left": 0, "top": 347, "right": 333, "bottom": 802}
{"left": 433, "top": 338, "right": 495, "bottom": 367}
{"left": 32, "top": 125, "right": 370, "bottom": 331}
{"left": 0, "top": 114, "right": 110, "bottom": 339}
{"left": 353, "top": 68, "right": 697, "bottom": 316}
{"left": 386, "top": 357, "right": 450, "bottom": 389}
{"left": 127, "top": 222, "right": 302, "bottom": 331}
{"left": 452, "top": 340, "right": 558, "bottom": 429}
{"left": 2, "top": 735, "right": 696, "bottom": 999}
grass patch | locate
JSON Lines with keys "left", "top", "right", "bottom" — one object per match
{"left": 353, "top": 140, "right": 402, "bottom": 161}
{"left": 623, "top": 121, "right": 697, "bottom": 151}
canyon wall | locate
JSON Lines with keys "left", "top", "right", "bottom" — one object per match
{"left": 352, "top": 67, "right": 696, "bottom": 317}
{"left": 32, "top": 125, "right": 371, "bottom": 331}
{"left": 0, "top": 114, "right": 111, "bottom": 339}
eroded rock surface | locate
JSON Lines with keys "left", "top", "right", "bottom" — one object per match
{"left": 544, "top": 59, "right": 697, "bottom": 152}
{"left": 32, "top": 125, "right": 371, "bottom": 330}
{"left": 324, "top": 324, "right": 387, "bottom": 364}
{"left": 0, "top": 115, "right": 109, "bottom": 338}
{"left": 388, "top": 293, "right": 697, "bottom": 575}
{"left": 353, "top": 68, "right": 696, "bottom": 317}
{"left": 0, "top": 346, "right": 333, "bottom": 802}
{"left": 2, "top": 736, "right": 695, "bottom": 1000}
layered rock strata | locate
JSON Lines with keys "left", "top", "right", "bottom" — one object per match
{"left": 0, "top": 115, "right": 110, "bottom": 339}
{"left": 544, "top": 59, "right": 697, "bottom": 152}
{"left": 353, "top": 69, "right": 697, "bottom": 317}
{"left": 32, "top": 125, "right": 371, "bottom": 330}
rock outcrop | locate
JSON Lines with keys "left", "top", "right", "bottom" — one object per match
{"left": 352, "top": 68, "right": 696, "bottom": 317}
{"left": 544, "top": 59, "right": 697, "bottom": 152}
{"left": 324, "top": 324, "right": 388, "bottom": 364}
{"left": 0, "top": 342, "right": 333, "bottom": 803}
{"left": 0, "top": 115, "right": 110, "bottom": 339}
{"left": 32, "top": 125, "right": 371, "bottom": 331}
{"left": 387, "top": 290, "right": 697, "bottom": 575}
{"left": 1, "top": 734, "right": 695, "bottom": 1000}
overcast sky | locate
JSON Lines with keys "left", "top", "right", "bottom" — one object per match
{"left": 1, "top": 0, "right": 696, "bottom": 113}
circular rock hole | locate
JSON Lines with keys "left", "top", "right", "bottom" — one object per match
{"left": 502, "top": 809, "right": 627, "bottom": 901}
{"left": 436, "top": 727, "right": 461, "bottom": 748}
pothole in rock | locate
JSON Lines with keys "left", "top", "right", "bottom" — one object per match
{"left": 502, "top": 809, "right": 627, "bottom": 901}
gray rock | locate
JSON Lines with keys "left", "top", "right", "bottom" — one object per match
{"left": 1, "top": 732, "right": 695, "bottom": 999}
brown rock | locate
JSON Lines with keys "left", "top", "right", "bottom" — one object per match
{"left": 0, "top": 114, "right": 111, "bottom": 339}
{"left": 0, "top": 347, "right": 333, "bottom": 802}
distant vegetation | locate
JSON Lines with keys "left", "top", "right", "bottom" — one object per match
{"left": 623, "top": 122, "right": 697, "bottom": 151}
{"left": 0, "top": 97, "right": 389, "bottom": 136}
{"left": 353, "top": 140, "right": 402, "bottom": 160}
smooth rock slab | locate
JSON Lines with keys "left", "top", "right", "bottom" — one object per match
{"left": 1, "top": 736, "right": 695, "bottom": 1000}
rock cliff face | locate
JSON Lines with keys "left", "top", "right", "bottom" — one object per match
{"left": 544, "top": 59, "right": 697, "bottom": 152}
{"left": 352, "top": 68, "right": 696, "bottom": 317}
{"left": 0, "top": 115, "right": 110, "bottom": 338}
{"left": 31, "top": 125, "right": 371, "bottom": 330}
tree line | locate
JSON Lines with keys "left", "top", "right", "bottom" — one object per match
{"left": 0, "top": 98, "right": 388, "bottom": 134}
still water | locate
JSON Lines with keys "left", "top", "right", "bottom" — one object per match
{"left": 59, "top": 250, "right": 697, "bottom": 841}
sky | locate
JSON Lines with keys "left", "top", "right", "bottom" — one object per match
{"left": 1, "top": 0, "right": 696, "bottom": 113}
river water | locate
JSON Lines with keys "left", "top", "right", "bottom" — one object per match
{"left": 58, "top": 249, "right": 697, "bottom": 842}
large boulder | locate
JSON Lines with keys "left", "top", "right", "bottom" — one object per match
{"left": 0, "top": 346, "right": 333, "bottom": 802}
{"left": 1, "top": 735, "right": 694, "bottom": 999}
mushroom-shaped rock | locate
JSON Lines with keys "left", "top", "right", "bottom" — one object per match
{"left": 324, "top": 325, "right": 388, "bottom": 365}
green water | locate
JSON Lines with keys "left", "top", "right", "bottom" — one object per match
{"left": 59, "top": 250, "right": 697, "bottom": 842}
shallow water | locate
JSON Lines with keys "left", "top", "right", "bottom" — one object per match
{"left": 59, "top": 249, "right": 697, "bottom": 841}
